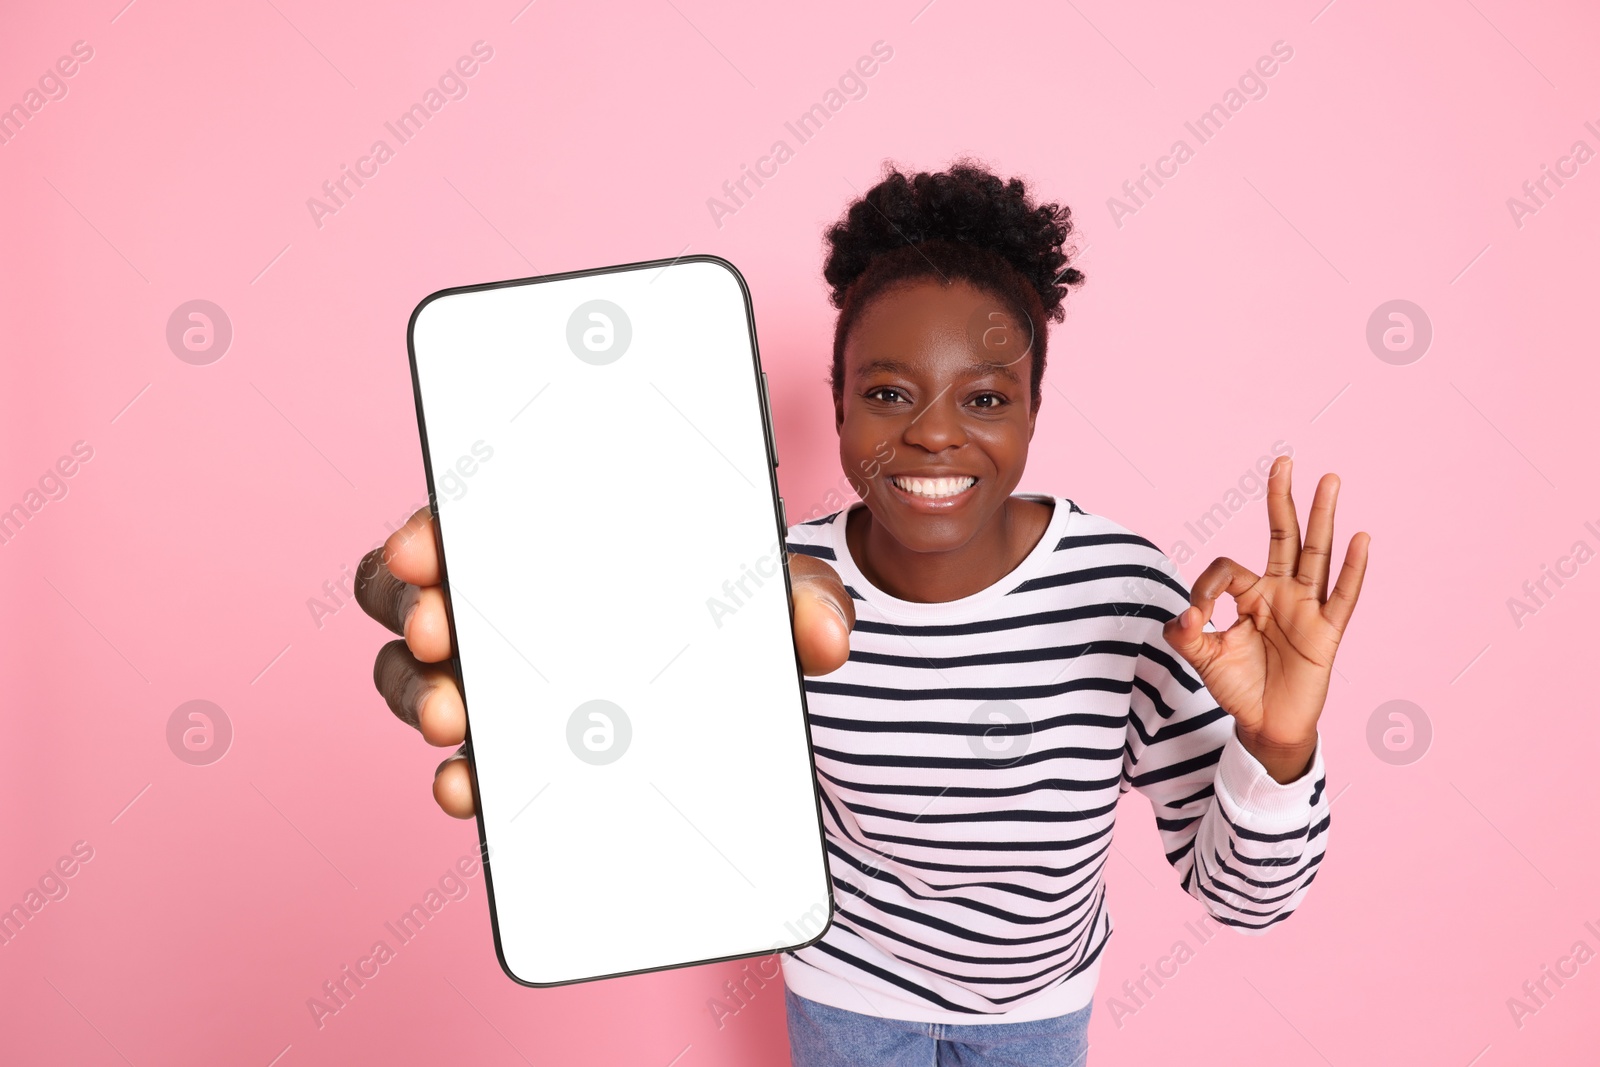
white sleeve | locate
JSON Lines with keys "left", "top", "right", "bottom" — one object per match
{"left": 1121, "top": 600, "right": 1331, "bottom": 933}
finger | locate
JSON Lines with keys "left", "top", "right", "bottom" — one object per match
{"left": 789, "top": 554, "right": 854, "bottom": 676}
{"left": 1298, "top": 473, "right": 1340, "bottom": 599}
{"left": 1165, "top": 556, "right": 1259, "bottom": 665}
{"left": 1163, "top": 600, "right": 1224, "bottom": 669}
{"left": 1263, "top": 455, "right": 1301, "bottom": 579}
{"left": 434, "top": 745, "right": 476, "bottom": 819}
{"left": 1188, "top": 555, "right": 1261, "bottom": 624}
{"left": 385, "top": 507, "right": 441, "bottom": 588}
{"left": 1321, "top": 531, "right": 1371, "bottom": 635}
{"left": 354, "top": 543, "right": 453, "bottom": 662}
{"left": 402, "top": 586, "right": 453, "bottom": 663}
{"left": 354, "top": 546, "right": 417, "bottom": 636}
{"left": 373, "top": 639, "right": 467, "bottom": 746}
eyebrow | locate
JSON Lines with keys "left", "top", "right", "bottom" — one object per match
{"left": 855, "top": 357, "right": 1022, "bottom": 384}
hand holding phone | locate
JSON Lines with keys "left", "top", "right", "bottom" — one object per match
{"left": 362, "top": 256, "right": 846, "bottom": 987}
{"left": 357, "top": 512, "right": 854, "bottom": 817}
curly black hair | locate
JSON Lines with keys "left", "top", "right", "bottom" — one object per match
{"left": 822, "top": 157, "right": 1085, "bottom": 409}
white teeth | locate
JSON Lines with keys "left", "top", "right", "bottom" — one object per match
{"left": 892, "top": 475, "right": 977, "bottom": 498}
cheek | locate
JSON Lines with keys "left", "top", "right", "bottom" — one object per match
{"left": 835, "top": 406, "right": 875, "bottom": 455}
{"left": 969, "top": 417, "right": 1031, "bottom": 474}
{"left": 837, "top": 415, "right": 891, "bottom": 490}
{"left": 838, "top": 431, "right": 875, "bottom": 479}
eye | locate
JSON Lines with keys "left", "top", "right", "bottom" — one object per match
{"left": 864, "top": 386, "right": 907, "bottom": 404}
{"left": 969, "top": 392, "right": 1007, "bottom": 410}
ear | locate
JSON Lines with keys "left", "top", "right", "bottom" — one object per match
{"left": 833, "top": 388, "right": 845, "bottom": 434}
{"left": 1027, "top": 383, "right": 1042, "bottom": 441}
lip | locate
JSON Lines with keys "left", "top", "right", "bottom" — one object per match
{"left": 883, "top": 472, "right": 981, "bottom": 512}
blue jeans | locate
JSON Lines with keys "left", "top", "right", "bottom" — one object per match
{"left": 785, "top": 987, "right": 1092, "bottom": 1067}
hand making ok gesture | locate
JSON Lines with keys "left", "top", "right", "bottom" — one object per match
{"left": 1163, "top": 456, "right": 1372, "bottom": 784}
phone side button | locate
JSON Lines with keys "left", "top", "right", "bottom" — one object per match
{"left": 779, "top": 496, "right": 787, "bottom": 534}
{"left": 762, "top": 371, "right": 779, "bottom": 467}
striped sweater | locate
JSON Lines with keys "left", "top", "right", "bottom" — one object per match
{"left": 779, "top": 493, "right": 1330, "bottom": 1024}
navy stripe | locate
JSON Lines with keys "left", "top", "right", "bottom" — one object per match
{"left": 1009, "top": 562, "right": 1191, "bottom": 601}
{"left": 805, "top": 675, "right": 1134, "bottom": 704}
{"left": 846, "top": 639, "right": 1144, "bottom": 670}
{"left": 773, "top": 496, "right": 1329, "bottom": 1019}
{"left": 786, "top": 542, "right": 837, "bottom": 561}
{"left": 849, "top": 602, "right": 1171, "bottom": 638}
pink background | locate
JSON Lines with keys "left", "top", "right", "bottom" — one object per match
{"left": 3, "top": 0, "right": 1597, "bottom": 1063}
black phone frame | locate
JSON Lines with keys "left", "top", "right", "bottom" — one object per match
{"left": 404, "top": 253, "right": 837, "bottom": 989}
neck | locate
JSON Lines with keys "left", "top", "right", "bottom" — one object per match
{"left": 848, "top": 496, "right": 1051, "bottom": 603}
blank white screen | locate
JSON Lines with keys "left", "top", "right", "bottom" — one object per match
{"left": 409, "top": 258, "right": 832, "bottom": 986}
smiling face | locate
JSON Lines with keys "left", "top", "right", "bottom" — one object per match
{"left": 834, "top": 277, "right": 1041, "bottom": 557}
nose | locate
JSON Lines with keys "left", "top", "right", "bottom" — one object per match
{"left": 900, "top": 383, "right": 968, "bottom": 454}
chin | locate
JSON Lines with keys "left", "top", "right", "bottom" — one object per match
{"left": 864, "top": 477, "right": 1002, "bottom": 553}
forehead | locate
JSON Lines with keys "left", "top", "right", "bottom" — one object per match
{"left": 845, "top": 277, "right": 1033, "bottom": 380}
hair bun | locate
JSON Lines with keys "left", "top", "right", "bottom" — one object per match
{"left": 822, "top": 157, "right": 1084, "bottom": 321}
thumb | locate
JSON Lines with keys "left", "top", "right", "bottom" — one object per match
{"left": 1163, "top": 605, "right": 1215, "bottom": 669}
{"left": 789, "top": 555, "right": 853, "bottom": 676}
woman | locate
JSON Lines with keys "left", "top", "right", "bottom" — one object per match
{"left": 356, "top": 158, "right": 1370, "bottom": 1065}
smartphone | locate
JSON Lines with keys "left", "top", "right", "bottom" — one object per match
{"left": 405, "top": 255, "right": 833, "bottom": 987}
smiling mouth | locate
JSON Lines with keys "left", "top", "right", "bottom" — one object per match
{"left": 889, "top": 475, "right": 978, "bottom": 499}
